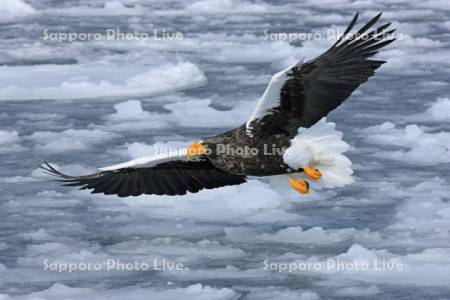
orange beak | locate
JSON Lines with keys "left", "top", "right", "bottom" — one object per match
{"left": 187, "top": 142, "right": 208, "bottom": 159}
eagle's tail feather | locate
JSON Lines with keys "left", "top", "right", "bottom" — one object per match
{"left": 283, "top": 118, "right": 354, "bottom": 189}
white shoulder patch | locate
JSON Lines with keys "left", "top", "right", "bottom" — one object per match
{"left": 245, "top": 62, "right": 300, "bottom": 135}
{"left": 282, "top": 118, "right": 354, "bottom": 189}
{"left": 99, "top": 150, "right": 188, "bottom": 171}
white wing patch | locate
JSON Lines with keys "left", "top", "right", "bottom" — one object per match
{"left": 282, "top": 118, "right": 354, "bottom": 189}
{"left": 99, "top": 149, "right": 188, "bottom": 171}
{"left": 245, "top": 62, "right": 299, "bottom": 135}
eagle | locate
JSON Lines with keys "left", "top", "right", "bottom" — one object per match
{"left": 41, "top": 13, "right": 395, "bottom": 197}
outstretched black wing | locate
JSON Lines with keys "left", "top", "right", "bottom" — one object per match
{"left": 40, "top": 160, "right": 246, "bottom": 197}
{"left": 247, "top": 12, "right": 396, "bottom": 137}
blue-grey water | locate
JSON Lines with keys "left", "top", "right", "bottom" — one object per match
{"left": 1, "top": 0, "right": 450, "bottom": 299}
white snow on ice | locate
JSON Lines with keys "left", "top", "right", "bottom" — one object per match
{"left": 0, "top": 62, "right": 206, "bottom": 101}
{"left": 360, "top": 120, "right": 450, "bottom": 165}
{"left": 0, "top": 283, "right": 237, "bottom": 300}
{"left": 45, "top": 1, "right": 144, "bottom": 16}
{"left": 0, "top": 0, "right": 36, "bottom": 24}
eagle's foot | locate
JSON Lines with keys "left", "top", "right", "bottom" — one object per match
{"left": 303, "top": 166, "right": 321, "bottom": 180}
{"left": 288, "top": 178, "right": 310, "bottom": 194}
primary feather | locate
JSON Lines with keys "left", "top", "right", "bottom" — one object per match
{"left": 246, "top": 12, "right": 395, "bottom": 137}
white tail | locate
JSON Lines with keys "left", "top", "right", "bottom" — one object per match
{"left": 282, "top": 118, "right": 354, "bottom": 189}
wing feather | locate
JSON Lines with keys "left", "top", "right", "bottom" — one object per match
{"left": 246, "top": 12, "right": 395, "bottom": 137}
{"left": 40, "top": 159, "right": 246, "bottom": 197}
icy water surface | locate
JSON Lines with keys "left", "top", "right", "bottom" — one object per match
{"left": 1, "top": 0, "right": 450, "bottom": 299}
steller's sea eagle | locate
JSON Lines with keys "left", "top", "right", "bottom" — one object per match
{"left": 41, "top": 12, "right": 395, "bottom": 197}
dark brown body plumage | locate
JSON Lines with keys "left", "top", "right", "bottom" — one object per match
{"left": 203, "top": 124, "right": 292, "bottom": 176}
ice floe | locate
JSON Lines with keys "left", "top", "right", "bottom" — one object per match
{"left": 410, "top": 97, "right": 450, "bottom": 122}
{"left": 26, "top": 129, "right": 120, "bottom": 154}
{"left": 0, "top": 62, "right": 206, "bottom": 101}
{"left": 185, "top": 0, "right": 271, "bottom": 14}
{"left": 0, "top": 130, "right": 25, "bottom": 153}
{"left": 111, "top": 179, "right": 301, "bottom": 225}
{"left": 0, "top": 0, "right": 36, "bottom": 24}
{"left": 360, "top": 122, "right": 450, "bottom": 165}
{"left": 45, "top": 1, "right": 144, "bottom": 16}
{"left": 101, "top": 98, "right": 254, "bottom": 132}
{"left": 0, "top": 283, "right": 237, "bottom": 300}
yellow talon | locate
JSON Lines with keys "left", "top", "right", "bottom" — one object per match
{"left": 288, "top": 178, "right": 310, "bottom": 194}
{"left": 303, "top": 166, "right": 321, "bottom": 180}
